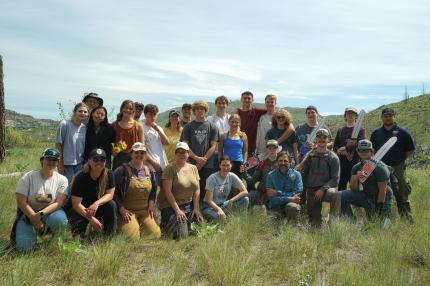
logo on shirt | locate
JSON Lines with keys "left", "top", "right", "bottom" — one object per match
{"left": 194, "top": 129, "right": 208, "bottom": 144}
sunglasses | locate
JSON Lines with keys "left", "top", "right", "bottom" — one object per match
{"left": 91, "top": 157, "right": 106, "bottom": 163}
{"left": 44, "top": 157, "right": 59, "bottom": 162}
{"left": 357, "top": 149, "right": 371, "bottom": 153}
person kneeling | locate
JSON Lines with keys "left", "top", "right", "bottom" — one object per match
{"left": 12, "top": 148, "right": 69, "bottom": 251}
{"left": 340, "top": 140, "right": 393, "bottom": 220}
{"left": 69, "top": 148, "right": 117, "bottom": 237}
{"left": 265, "top": 151, "right": 303, "bottom": 222}
{"left": 114, "top": 142, "right": 161, "bottom": 239}
{"left": 202, "top": 156, "right": 249, "bottom": 222}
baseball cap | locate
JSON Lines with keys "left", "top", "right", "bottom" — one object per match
{"left": 169, "top": 110, "right": 180, "bottom": 117}
{"left": 89, "top": 148, "right": 106, "bottom": 159}
{"left": 306, "top": 105, "right": 318, "bottom": 113}
{"left": 345, "top": 106, "right": 358, "bottom": 114}
{"left": 357, "top": 139, "right": 373, "bottom": 151}
{"left": 40, "top": 148, "right": 61, "bottom": 161}
{"left": 131, "top": 142, "right": 146, "bottom": 152}
{"left": 381, "top": 108, "right": 395, "bottom": 116}
{"left": 182, "top": 103, "right": 192, "bottom": 109}
{"left": 176, "top": 142, "right": 190, "bottom": 151}
{"left": 82, "top": 92, "right": 104, "bottom": 106}
{"left": 266, "top": 139, "right": 279, "bottom": 148}
{"left": 316, "top": 128, "right": 330, "bottom": 137}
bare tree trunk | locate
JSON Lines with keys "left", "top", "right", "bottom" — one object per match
{"left": 0, "top": 55, "right": 5, "bottom": 163}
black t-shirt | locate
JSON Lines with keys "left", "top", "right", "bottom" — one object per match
{"left": 71, "top": 169, "right": 115, "bottom": 207}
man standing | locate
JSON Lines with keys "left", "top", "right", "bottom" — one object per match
{"left": 143, "top": 104, "right": 170, "bottom": 186}
{"left": 180, "top": 100, "right": 219, "bottom": 201}
{"left": 208, "top": 95, "right": 230, "bottom": 168}
{"left": 256, "top": 94, "right": 276, "bottom": 160}
{"left": 333, "top": 107, "right": 365, "bottom": 190}
{"left": 301, "top": 129, "right": 340, "bottom": 227}
{"left": 236, "top": 91, "right": 293, "bottom": 158}
{"left": 265, "top": 151, "right": 303, "bottom": 222}
{"left": 180, "top": 103, "right": 193, "bottom": 126}
{"left": 82, "top": 92, "right": 103, "bottom": 113}
{"left": 370, "top": 108, "right": 415, "bottom": 221}
{"left": 296, "top": 105, "right": 332, "bottom": 162}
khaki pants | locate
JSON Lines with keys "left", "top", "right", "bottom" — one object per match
{"left": 306, "top": 188, "right": 340, "bottom": 227}
{"left": 119, "top": 210, "right": 161, "bottom": 240}
{"left": 392, "top": 162, "right": 413, "bottom": 218}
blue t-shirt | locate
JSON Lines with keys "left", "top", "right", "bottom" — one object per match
{"left": 265, "top": 127, "right": 297, "bottom": 155}
{"left": 223, "top": 137, "right": 244, "bottom": 162}
{"left": 56, "top": 119, "right": 86, "bottom": 165}
{"left": 370, "top": 124, "right": 415, "bottom": 166}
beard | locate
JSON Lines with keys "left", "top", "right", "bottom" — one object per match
{"left": 279, "top": 165, "right": 289, "bottom": 175}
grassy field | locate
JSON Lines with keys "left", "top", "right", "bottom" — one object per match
{"left": 0, "top": 147, "right": 429, "bottom": 285}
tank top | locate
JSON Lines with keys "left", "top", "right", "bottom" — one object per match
{"left": 223, "top": 136, "right": 244, "bottom": 162}
{"left": 113, "top": 121, "right": 139, "bottom": 153}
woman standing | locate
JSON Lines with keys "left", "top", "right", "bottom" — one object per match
{"left": 202, "top": 156, "right": 249, "bottom": 222}
{"left": 112, "top": 100, "right": 144, "bottom": 170}
{"left": 340, "top": 140, "right": 393, "bottom": 219}
{"left": 218, "top": 114, "right": 248, "bottom": 178}
{"left": 84, "top": 106, "right": 116, "bottom": 169}
{"left": 13, "top": 148, "right": 69, "bottom": 251}
{"left": 265, "top": 109, "right": 299, "bottom": 165}
{"left": 163, "top": 110, "right": 183, "bottom": 164}
{"left": 69, "top": 148, "right": 117, "bottom": 237}
{"left": 56, "top": 102, "right": 89, "bottom": 183}
{"left": 114, "top": 142, "right": 161, "bottom": 239}
{"left": 158, "top": 142, "right": 203, "bottom": 239}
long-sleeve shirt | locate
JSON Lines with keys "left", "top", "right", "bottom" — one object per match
{"left": 265, "top": 168, "right": 303, "bottom": 208}
{"left": 301, "top": 150, "right": 340, "bottom": 190}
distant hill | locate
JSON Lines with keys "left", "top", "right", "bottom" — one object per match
{"left": 157, "top": 95, "right": 430, "bottom": 146}
{"left": 5, "top": 94, "right": 430, "bottom": 146}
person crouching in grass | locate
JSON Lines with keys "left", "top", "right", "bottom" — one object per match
{"left": 301, "top": 129, "right": 341, "bottom": 228}
{"left": 69, "top": 148, "right": 117, "bottom": 238}
{"left": 265, "top": 151, "right": 303, "bottom": 222}
{"left": 202, "top": 155, "right": 249, "bottom": 222}
{"left": 12, "top": 148, "right": 68, "bottom": 251}
{"left": 113, "top": 142, "right": 161, "bottom": 239}
{"left": 340, "top": 139, "right": 393, "bottom": 220}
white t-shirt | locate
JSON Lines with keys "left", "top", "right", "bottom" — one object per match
{"left": 208, "top": 113, "right": 230, "bottom": 136}
{"left": 16, "top": 170, "right": 68, "bottom": 211}
{"left": 144, "top": 124, "right": 169, "bottom": 172}
{"left": 256, "top": 113, "right": 273, "bottom": 158}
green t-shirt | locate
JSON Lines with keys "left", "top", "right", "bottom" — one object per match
{"left": 351, "top": 161, "right": 391, "bottom": 196}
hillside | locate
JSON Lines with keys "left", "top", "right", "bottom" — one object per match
{"left": 157, "top": 94, "right": 430, "bottom": 146}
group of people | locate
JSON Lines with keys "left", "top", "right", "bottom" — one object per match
{"left": 11, "top": 91, "right": 416, "bottom": 251}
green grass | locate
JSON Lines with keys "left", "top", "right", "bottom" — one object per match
{"left": 0, "top": 148, "right": 429, "bottom": 285}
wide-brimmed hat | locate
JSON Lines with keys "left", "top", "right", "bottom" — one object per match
{"left": 83, "top": 92, "right": 103, "bottom": 106}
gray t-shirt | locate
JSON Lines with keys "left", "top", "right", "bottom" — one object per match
{"left": 296, "top": 122, "right": 331, "bottom": 157}
{"left": 56, "top": 119, "right": 86, "bottom": 165}
{"left": 204, "top": 172, "right": 243, "bottom": 205}
{"left": 16, "top": 170, "right": 68, "bottom": 210}
{"left": 180, "top": 120, "right": 219, "bottom": 168}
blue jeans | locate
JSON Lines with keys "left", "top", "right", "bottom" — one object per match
{"left": 15, "top": 209, "right": 68, "bottom": 251}
{"left": 201, "top": 197, "right": 249, "bottom": 222}
{"left": 341, "top": 189, "right": 393, "bottom": 218}
{"left": 64, "top": 163, "right": 83, "bottom": 183}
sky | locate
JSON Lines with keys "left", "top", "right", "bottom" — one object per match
{"left": 1, "top": 0, "right": 429, "bottom": 120}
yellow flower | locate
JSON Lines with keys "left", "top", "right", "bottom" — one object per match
{"left": 120, "top": 141, "right": 127, "bottom": 150}
{"left": 114, "top": 146, "right": 121, "bottom": 154}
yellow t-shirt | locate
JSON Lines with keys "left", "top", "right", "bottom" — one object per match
{"left": 163, "top": 126, "right": 183, "bottom": 163}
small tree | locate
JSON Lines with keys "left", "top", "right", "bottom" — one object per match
{"left": 0, "top": 55, "right": 5, "bottom": 162}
